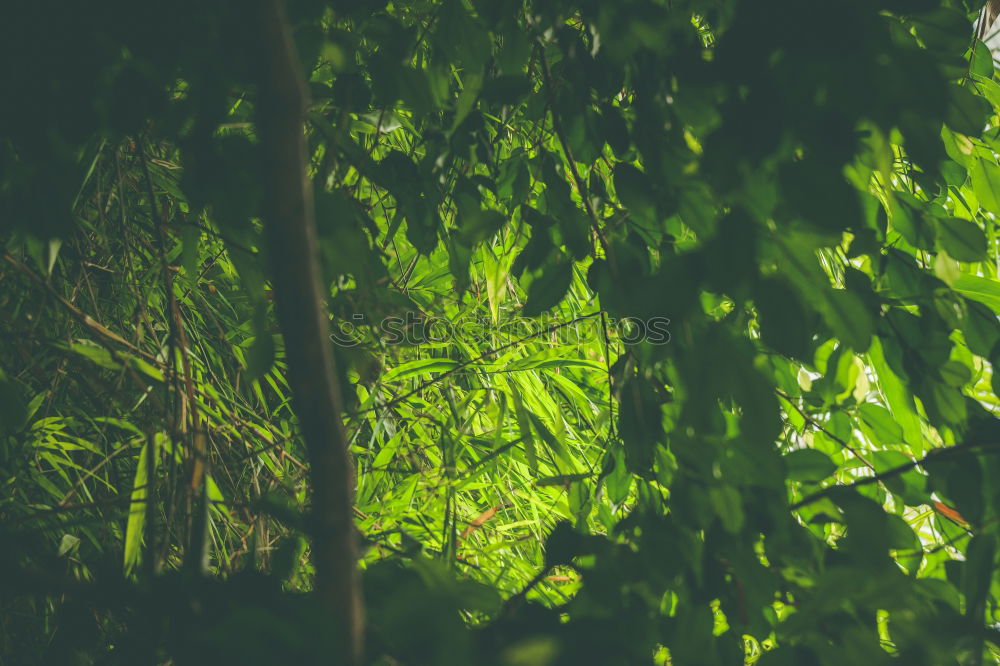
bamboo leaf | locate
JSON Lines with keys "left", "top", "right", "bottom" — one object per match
{"left": 123, "top": 436, "right": 155, "bottom": 575}
{"left": 381, "top": 358, "right": 461, "bottom": 383}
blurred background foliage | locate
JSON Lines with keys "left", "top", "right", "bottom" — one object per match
{"left": 5, "top": 0, "right": 1000, "bottom": 664}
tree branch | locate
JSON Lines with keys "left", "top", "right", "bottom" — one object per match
{"left": 789, "top": 442, "right": 1000, "bottom": 511}
{"left": 254, "top": 1, "right": 362, "bottom": 662}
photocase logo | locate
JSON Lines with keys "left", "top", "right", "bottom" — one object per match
{"left": 329, "top": 312, "right": 671, "bottom": 348}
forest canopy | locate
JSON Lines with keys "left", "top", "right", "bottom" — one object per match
{"left": 5, "top": 1, "right": 1000, "bottom": 665}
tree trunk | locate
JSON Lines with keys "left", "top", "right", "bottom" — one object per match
{"left": 254, "top": 1, "right": 363, "bottom": 662}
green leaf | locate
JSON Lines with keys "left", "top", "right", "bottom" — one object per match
{"left": 833, "top": 491, "right": 890, "bottom": 564}
{"left": 618, "top": 376, "right": 664, "bottom": 477}
{"left": 451, "top": 71, "right": 483, "bottom": 133}
{"left": 124, "top": 436, "right": 156, "bottom": 574}
{"left": 127, "top": 355, "right": 164, "bottom": 383}
{"left": 784, "top": 449, "right": 837, "bottom": 483}
{"left": 91, "top": 417, "right": 144, "bottom": 437}
{"left": 857, "top": 403, "right": 904, "bottom": 445}
{"left": 46, "top": 238, "right": 61, "bottom": 276}
{"left": 960, "top": 299, "right": 1000, "bottom": 357}
{"left": 928, "top": 380, "right": 967, "bottom": 425}
{"left": 58, "top": 534, "right": 80, "bottom": 557}
{"left": 890, "top": 193, "right": 935, "bottom": 249}
{"left": 67, "top": 342, "right": 121, "bottom": 370}
{"left": 526, "top": 411, "right": 574, "bottom": 470}
{"left": 613, "top": 164, "right": 655, "bottom": 223}
{"left": 372, "top": 430, "right": 405, "bottom": 469}
{"left": 510, "top": 388, "right": 537, "bottom": 471}
{"left": 497, "top": 28, "right": 532, "bottom": 74}
{"left": 974, "top": 74, "right": 1000, "bottom": 109}
{"left": 458, "top": 209, "right": 505, "bottom": 247}
{"left": 944, "top": 83, "right": 988, "bottom": 136}
{"left": 953, "top": 274, "right": 1000, "bottom": 314}
{"left": 971, "top": 41, "right": 995, "bottom": 78}
{"left": 938, "top": 360, "right": 971, "bottom": 387}
{"left": 934, "top": 251, "right": 961, "bottom": 285}
{"left": 381, "top": 358, "right": 461, "bottom": 383}
{"left": 969, "top": 154, "right": 1000, "bottom": 216}
{"left": 911, "top": 8, "right": 972, "bottom": 55}
{"left": 775, "top": 235, "right": 872, "bottom": 352}
{"left": 483, "top": 251, "right": 505, "bottom": 324}
{"left": 435, "top": 3, "right": 491, "bottom": 72}
{"left": 822, "top": 289, "right": 874, "bottom": 353}
{"left": 936, "top": 217, "right": 987, "bottom": 262}
{"left": 885, "top": 512, "right": 923, "bottom": 573}
{"left": 964, "top": 535, "right": 996, "bottom": 622}
{"left": 180, "top": 223, "right": 200, "bottom": 284}
{"left": 708, "top": 485, "right": 744, "bottom": 534}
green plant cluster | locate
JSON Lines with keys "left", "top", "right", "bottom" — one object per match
{"left": 4, "top": 0, "right": 1000, "bottom": 664}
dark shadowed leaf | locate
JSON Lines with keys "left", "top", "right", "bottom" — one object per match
{"left": 522, "top": 257, "right": 573, "bottom": 316}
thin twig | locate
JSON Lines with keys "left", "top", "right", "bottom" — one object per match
{"left": 2, "top": 253, "right": 155, "bottom": 361}
{"left": 776, "top": 389, "right": 877, "bottom": 472}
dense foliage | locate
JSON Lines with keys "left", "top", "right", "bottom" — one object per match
{"left": 5, "top": 0, "right": 1000, "bottom": 664}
